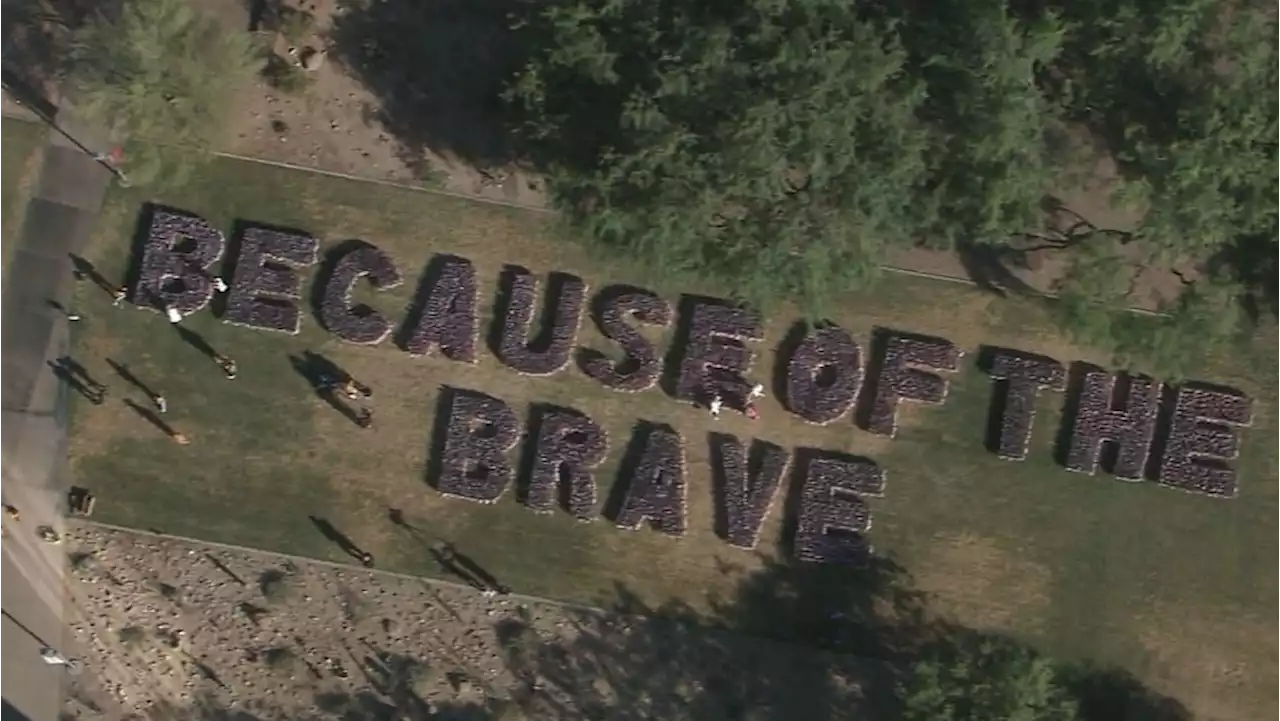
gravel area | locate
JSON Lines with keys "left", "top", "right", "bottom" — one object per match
{"left": 59, "top": 524, "right": 871, "bottom": 721}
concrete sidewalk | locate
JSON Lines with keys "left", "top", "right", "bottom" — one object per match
{"left": 2, "top": 114, "right": 113, "bottom": 721}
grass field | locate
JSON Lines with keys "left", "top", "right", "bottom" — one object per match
{"left": 67, "top": 156, "right": 1277, "bottom": 720}
{"left": 1, "top": 118, "right": 47, "bottom": 268}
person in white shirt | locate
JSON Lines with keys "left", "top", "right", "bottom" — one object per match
{"left": 709, "top": 394, "right": 723, "bottom": 419}
{"left": 166, "top": 306, "right": 182, "bottom": 324}
{"left": 213, "top": 277, "right": 229, "bottom": 293}
{"left": 748, "top": 382, "right": 765, "bottom": 400}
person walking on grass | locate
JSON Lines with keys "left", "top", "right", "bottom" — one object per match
{"left": 341, "top": 379, "right": 361, "bottom": 401}
{"left": 153, "top": 394, "right": 167, "bottom": 414}
{"left": 214, "top": 355, "right": 237, "bottom": 380}
{"left": 112, "top": 286, "right": 128, "bottom": 307}
{"left": 359, "top": 551, "right": 375, "bottom": 568}
{"left": 165, "top": 306, "right": 182, "bottom": 324}
{"left": 747, "top": 382, "right": 765, "bottom": 401}
{"left": 708, "top": 394, "right": 723, "bottom": 420}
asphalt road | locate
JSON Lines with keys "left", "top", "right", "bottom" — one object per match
{"left": 2, "top": 121, "right": 112, "bottom": 721}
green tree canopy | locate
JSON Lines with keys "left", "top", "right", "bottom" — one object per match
{"left": 1042, "top": 0, "right": 1278, "bottom": 375}
{"left": 900, "top": 635, "right": 1079, "bottom": 721}
{"left": 508, "top": 0, "right": 1277, "bottom": 371}
{"left": 507, "top": 0, "right": 1072, "bottom": 314}
{"left": 64, "top": 0, "right": 256, "bottom": 186}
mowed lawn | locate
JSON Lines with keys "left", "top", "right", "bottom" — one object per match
{"left": 1, "top": 118, "right": 47, "bottom": 268}
{"left": 68, "top": 156, "right": 1277, "bottom": 720}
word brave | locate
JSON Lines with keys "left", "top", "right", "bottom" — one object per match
{"left": 129, "top": 209, "right": 1257, "bottom": 562}
{"left": 437, "top": 387, "right": 882, "bottom": 565}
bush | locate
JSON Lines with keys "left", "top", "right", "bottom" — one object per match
{"left": 65, "top": 0, "right": 256, "bottom": 187}
{"left": 262, "top": 53, "right": 311, "bottom": 95}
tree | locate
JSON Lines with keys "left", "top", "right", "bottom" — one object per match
{"left": 1041, "top": 0, "right": 1278, "bottom": 374}
{"left": 899, "top": 634, "right": 1078, "bottom": 721}
{"left": 507, "top": 0, "right": 937, "bottom": 315}
{"left": 64, "top": 0, "right": 256, "bottom": 186}
{"left": 507, "top": 0, "right": 1075, "bottom": 316}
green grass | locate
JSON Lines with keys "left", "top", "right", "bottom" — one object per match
{"left": 69, "top": 155, "right": 1277, "bottom": 720}
{"left": 1, "top": 118, "right": 47, "bottom": 269}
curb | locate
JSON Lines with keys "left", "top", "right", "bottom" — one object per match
{"left": 71, "top": 519, "right": 612, "bottom": 618}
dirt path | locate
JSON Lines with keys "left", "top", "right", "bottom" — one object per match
{"left": 60, "top": 523, "right": 873, "bottom": 720}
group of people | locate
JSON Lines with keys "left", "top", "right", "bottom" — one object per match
{"left": 317, "top": 373, "right": 375, "bottom": 429}
{"left": 706, "top": 381, "right": 766, "bottom": 421}
{"left": 2, "top": 503, "right": 63, "bottom": 544}
{"left": 63, "top": 266, "right": 243, "bottom": 446}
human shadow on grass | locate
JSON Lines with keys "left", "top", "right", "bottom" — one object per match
{"left": 428, "top": 542, "right": 506, "bottom": 595}
{"left": 175, "top": 325, "right": 221, "bottom": 363}
{"left": 308, "top": 516, "right": 369, "bottom": 563}
{"left": 48, "top": 359, "right": 103, "bottom": 405}
{"left": 69, "top": 253, "right": 114, "bottom": 295}
{"left": 288, "top": 351, "right": 363, "bottom": 425}
{"left": 123, "top": 398, "right": 175, "bottom": 437}
{"left": 106, "top": 358, "right": 157, "bottom": 400}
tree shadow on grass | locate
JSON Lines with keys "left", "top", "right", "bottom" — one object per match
{"left": 504, "top": 555, "right": 1193, "bottom": 721}
{"left": 113, "top": 546, "right": 1194, "bottom": 721}
{"left": 1, "top": 0, "right": 105, "bottom": 118}
{"left": 326, "top": 0, "right": 527, "bottom": 177}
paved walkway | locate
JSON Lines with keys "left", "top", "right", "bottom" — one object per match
{"left": 2, "top": 109, "right": 113, "bottom": 721}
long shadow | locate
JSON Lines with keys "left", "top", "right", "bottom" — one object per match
{"left": 1, "top": 65, "right": 57, "bottom": 120}
{"left": 105, "top": 358, "right": 157, "bottom": 399}
{"left": 308, "top": 516, "right": 367, "bottom": 561}
{"left": 53, "top": 355, "right": 101, "bottom": 390}
{"left": 288, "top": 352, "right": 362, "bottom": 424}
{"left": 123, "top": 398, "right": 175, "bottom": 437}
{"left": 69, "top": 253, "right": 113, "bottom": 294}
{"left": 203, "top": 553, "right": 246, "bottom": 586}
{"left": 428, "top": 545, "right": 488, "bottom": 592}
{"left": 394, "top": 253, "right": 474, "bottom": 353}
{"left": 424, "top": 386, "right": 461, "bottom": 490}
{"left": 175, "top": 325, "right": 219, "bottom": 362}
{"left": 658, "top": 294, "right": 735, "bottom": 400}
{"left": 444, "top": 543, "right": 506, "bottom": 593}
{"left": 288, "top": 350, "right": 348, "bottom": 388}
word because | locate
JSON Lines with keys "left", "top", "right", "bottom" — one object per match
{"left": 127, "top": 207, "right": 1255, "bottom": 562}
